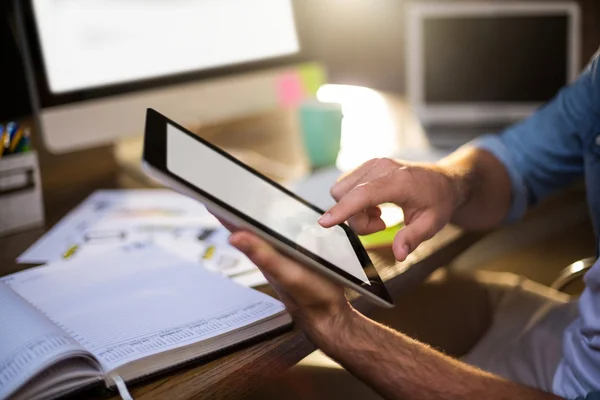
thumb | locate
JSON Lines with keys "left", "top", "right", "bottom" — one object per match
{"left": 392, "top": 212, "right": 439, "bottom": 261}
{"left": 228, "top": 231, "right": 305, "bottom": 286}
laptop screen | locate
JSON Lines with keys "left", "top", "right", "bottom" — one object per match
{"left": 422, "top": 15, "right": 569, "bottom": 104}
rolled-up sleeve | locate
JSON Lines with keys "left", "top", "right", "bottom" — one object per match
{"left": 469, "top": 51, "right": 599, "bottom": 223}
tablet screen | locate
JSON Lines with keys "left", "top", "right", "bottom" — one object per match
{"left": 143, "top": 109, "right": 393, "bottom": 306}
{"left": 166, "top": 123, "right": 370, "bottom": 284}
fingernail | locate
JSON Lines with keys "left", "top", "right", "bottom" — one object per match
{"left": 318, "top": 212, "right": 332, "bottom": 224}
{"left": 402, "top": 245, "right": 410, "bottom": 258}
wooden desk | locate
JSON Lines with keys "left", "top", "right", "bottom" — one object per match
{"left": 0, "top": 92, "right": 482, "bottom": 399}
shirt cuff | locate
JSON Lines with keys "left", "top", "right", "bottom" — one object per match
{"left": 468, "top": 134, "right": 529, "bottom": 223}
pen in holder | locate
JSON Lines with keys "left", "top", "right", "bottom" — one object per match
{"left": 0, "top": 150, "right": 45, "bottom": 236}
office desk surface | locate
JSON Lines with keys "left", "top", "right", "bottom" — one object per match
{"left": 0, "top": 92, "right": 481, "bottom": 399}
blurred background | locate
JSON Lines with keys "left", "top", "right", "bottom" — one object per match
{"left": 2, "top": 0, "right": 599, "bottom": 122}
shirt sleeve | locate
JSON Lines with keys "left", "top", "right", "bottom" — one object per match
{"left": 470, "top": 50, "right": 600, "bottom": 222}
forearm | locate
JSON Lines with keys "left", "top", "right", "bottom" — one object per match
{"left": 309, "top": 308, "right": 561, "bottom": 400}
{"left": 436, "top": 146, "right": 512, "bottom": 230}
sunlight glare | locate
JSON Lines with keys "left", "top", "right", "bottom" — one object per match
{"left": 317, "top": 84, "right": 398, "bottom": 172}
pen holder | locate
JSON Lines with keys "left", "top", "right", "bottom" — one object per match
{"left": 0, "top": 151, "right": 45, "bottom": 236}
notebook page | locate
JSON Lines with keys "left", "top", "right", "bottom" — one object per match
{"left": 7, "top": 248, "right": 286, "bottom": 373}
{"left": 12, "top": 358, "right": 101, "bottom": 400}
{"left": 0, "top": 283, "right": 92, "bottom": 400}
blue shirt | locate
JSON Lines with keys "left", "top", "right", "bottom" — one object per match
{"left": 474, "top": 48, "right": 600, "bottom": 399}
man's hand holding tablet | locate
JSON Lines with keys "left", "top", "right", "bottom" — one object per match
{"left": 142, "top": 109, "right": 393, "bottom": 308}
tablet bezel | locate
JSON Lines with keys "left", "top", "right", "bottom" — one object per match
{"left": 143, "top": 108, "right": 393, "bottom": 307}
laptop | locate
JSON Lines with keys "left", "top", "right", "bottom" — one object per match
{"left": 405, "top": 1, "right": 581, "bottom": 149}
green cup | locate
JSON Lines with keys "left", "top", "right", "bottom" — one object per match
{"left": 298, "top": 100, "right": 343, "bottom": 169}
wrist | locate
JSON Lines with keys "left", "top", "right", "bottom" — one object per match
{"left": 445, "top": 170, "right": 470, "bottom": 213}
{"left": 433, "top": 162, "right": 471, "bottom": 214}
{"left": 435, "top": 148, "right": 480, "bottom": 215}
{"left": 302, "top": 302, "right": 357, "bottom": 350}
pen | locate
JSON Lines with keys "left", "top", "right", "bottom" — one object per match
{"left": 62, "top": 244, "right": 79, "bottom": 259}
{"left": 6, "top": 122, "right": 18, "bottom": 141}
{"left": 16, "top": 128, "right": 31, "bottom": 153}
{"left": 8, "top": 127, "right": 24, "bottom": 153}
{"left": 3, "top": 122, "right": 17, "bottom": 156}
{"left": 0, "top": 125, "right": 7, "bottom": 159}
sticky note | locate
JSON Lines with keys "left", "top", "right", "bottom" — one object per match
{"left": 359, "top": 223, "right": 404, "bottom": 250}
{"left": 277, "top": 72, "right": 304, "bottom": 107}
{"left": 299, "top": 63, "right": 327, "bottom": 96}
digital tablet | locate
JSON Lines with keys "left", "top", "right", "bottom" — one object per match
{"left": 142, "top": 109, "right": 394, "bottom": 308}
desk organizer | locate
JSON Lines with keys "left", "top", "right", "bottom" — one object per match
{"left": 0, "top": 151, "right": 44, "bottom": 236}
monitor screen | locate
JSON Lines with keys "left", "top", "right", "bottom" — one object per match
{"left": 423, "top": 15, "right": 569, "bottom": 104}
{"left": 31, "top": 0, "right": 299, "bottom": 94}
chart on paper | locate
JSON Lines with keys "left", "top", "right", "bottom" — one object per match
{"left": 17, "top": 189, "right": 267, "bottom": 287}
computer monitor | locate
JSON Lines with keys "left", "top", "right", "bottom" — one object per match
{"left": 15, "top": 0, "right": 303, "bottom": 153}
{"left": 406, "top": 2, "right": 581, "bottom": 126}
